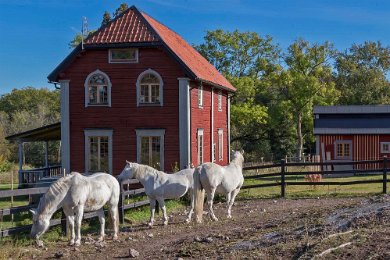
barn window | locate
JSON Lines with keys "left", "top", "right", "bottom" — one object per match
{"left": 197, "top": 129, "right": 204, "bottom": 164}
{"left": 84, "top": 129, "right": 113, "bottom": 174}
{"left": 136, "top": 69, "right": 163, "bottom": 106}
{"left": 218, "top": 129, "right": 223, "bottom": 161}
{"left": 109, "top": 48, "right": 138, "bottom": 63}
{"left": 334, "top": 140, "right": 352, "bottom": 160}
{"left": 84, "top": 70, "right": 112, "bottom": 107}
{"left": 198, "top": 85, "right": 203, "bottom": 108}
{"left": 136, "top": 129, "right": 165, "bottom": 170}
{"left": 381, "top": 142, "right": 390, "bottom": 153}
{"left": 218, "top": 90, "right": 222, "bottom": 111}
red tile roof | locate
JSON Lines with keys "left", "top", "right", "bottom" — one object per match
{"left": 85, "top": 8, "right": 159, "bottom": 44}
{"left": 141, "top": 12, "right": 235, "bottom": 91}
{"left": 49, "top": 6, "right": 235, "bottom": 91}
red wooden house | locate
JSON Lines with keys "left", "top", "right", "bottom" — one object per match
{"left": 48, "top": 6, "right": 236, "bottom": 175}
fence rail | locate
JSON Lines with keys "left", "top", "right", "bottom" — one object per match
{"left": 242, "top": 157, "right": 389, "bottom": 196}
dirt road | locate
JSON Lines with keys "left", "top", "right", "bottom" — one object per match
{"left": 12, "top": 195, "right": 390, "bottom": 259}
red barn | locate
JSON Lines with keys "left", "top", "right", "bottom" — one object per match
{"left": 314, "top": 105, "right": 390, "bottom": 170}
{"left": 48, "top": 6, "right": 235, "bottom": 175}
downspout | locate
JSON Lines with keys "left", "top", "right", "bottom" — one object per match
{"left": 211, "top": 87, "right": 214, "bottom": 162}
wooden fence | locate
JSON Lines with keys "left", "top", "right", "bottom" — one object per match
{"left": 242, "top": 157, "right": 388, "bottom": 196}
{"left": 0, "top": 179, "right": 148, "bottom": 238}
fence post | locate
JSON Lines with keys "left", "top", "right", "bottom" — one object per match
{"left": 281, "top": 159, "right": 286, "bottom": 198}
{"left": 118, "top": 182, "right": 124, "bottom": 224}
{"left": 383, "top": 156, "right": 387, "bottom": 194}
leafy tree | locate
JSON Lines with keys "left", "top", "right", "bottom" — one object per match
{"left": 101, "top": 11, "right": 111, "bottom": 27}
{"left": 335, "top": 41, "right": 390, "bottom": 104}
{"left": 68, "top": 30, "right": 96, "bottom": 49}
{"left": 274, "top": 39, "right": 339, "bottom": 159}
{"left": 113, "top": 3, "right": 129, "bottom": 18}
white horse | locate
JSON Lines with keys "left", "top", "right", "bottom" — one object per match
{"left": 30, "top": 172, "right": 120, "bottom": 246}
{"left": 187, "top": 150, "right": 244, "bottom": 223}
{"left": 118, "top": 161, "right": 194, "bottom": 227}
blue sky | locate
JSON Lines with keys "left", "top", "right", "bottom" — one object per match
{"left": 0, "top": 0, "right": 389, "bottom": 95}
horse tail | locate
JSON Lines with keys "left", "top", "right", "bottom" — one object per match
{"left": 193, "top": 166, "right": 205, "bottom": 223}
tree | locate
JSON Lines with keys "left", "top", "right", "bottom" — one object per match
{"left": 113, "top": 3, "right": 129, "bottom": 18}
{"left": 335, "top": 41, "right": 390, "bottom": 104}
{"left": 274, "top": 39, "right": 339, "bottom": 159}
{"left": 101, "top": 11, "right": 111, "bottom": 27}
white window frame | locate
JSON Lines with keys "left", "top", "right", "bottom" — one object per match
{"left": 108, "top": 48, "right": 138, "bottom": 63}
{"left": 381, "top": 142, "right": 390, "bottom": 153}
{"left": 136, "top": 129, "right": 165, "bottom": 170}
{"left": 218, "top": 129, "right": 223, "bottom": 161}
{"left": 334, "top": 140, "right": 352, "bottom": 160}
{"left": 84, "top": 129, "right": 113, "bottom": 174}
{"left": 197, "top": 129, "right": 204, "bottom": 164}
{"left": 198, "top": 85, "right": 203, "bottom": 108}
{"left": 84, "top": 69, "right": 112, "bottom": 107}
{"left": 218, "top": 90, "right": 222, "bottom": 112}
{"left": 136, "top": 69, "right": 164, "bottom": 107}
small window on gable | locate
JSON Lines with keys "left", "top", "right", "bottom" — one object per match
{"left": 136, "top": 69, "right": 163, "bottom": 106}
{"left": 218, "top": 90, "right": 222, "bottom": 111}
{"left": 198, "top": 85, "right": 203, "bottom": 108}
{"left": 85, "top": 70, "right": 111, "bottom": 107}
{"left": 109, "top": 48, "right": 138, "bottom": 63}
{"left": 381, "top": 142, "right": 390, "bottom": 153}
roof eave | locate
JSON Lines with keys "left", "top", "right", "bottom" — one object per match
{"left": 197, "top": 78, "right": 236, "bottom": 92}
{"left": 48, "top": 44, "right": 82, "bottom": 82}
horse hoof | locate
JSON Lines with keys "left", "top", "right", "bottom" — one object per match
{"left": 98, "top": 236, "right": 104, "bottom": 242}
{"left": 68, "top": 241, "right": 75, "bottom": 246}
{"left": 227, "top": 215, "right": 232, "bottom": 219}
{"left": 75, "top": 241, "right": 81, "bottom": 247}
{"left": 148, "top": 222, "right": 154, "bottom": 228}
{"left": 113, "top": 235, "right": 119, "bottom": 241}
{"left": 163, "top": 221, "right": 168, "bottom": 226}
{"left": 185, "top": 219, "right": 191, "bottom": 223}
{"left": 212, "top": 217, "right": 219, "bottom": 221}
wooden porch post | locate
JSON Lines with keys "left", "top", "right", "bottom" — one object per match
{"left": 18, "top": 140, "right": 24, "bottom": 188}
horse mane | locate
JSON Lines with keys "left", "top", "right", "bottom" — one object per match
{"left": 133, "top": 163, "right": 164, "bottom": 180}
{"left": 37, "top": 173, "right": 74, "bottom": 215}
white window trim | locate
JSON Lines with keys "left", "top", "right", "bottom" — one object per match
{"left": 84, "top": 129, "right": 113, "bottom": 174}
{"left": 84, "top": 69, "right": 112, "bottom": 107}
{"left": 381, "top": 142, "right": 390, "bottom": 153}
{"left": 108, "top": 48, "right": 139, "bottom": 63}
{"left": 136, "top": 129, "right": 165, "bottom": 170}
{"left": 197, "top": 129, "right": 204, "bottom": 164}
{"left": 198, "top": 85, "right": 203, "bottom": 108}
{"left": 334, "top": 140, "right": 352, "bottom": 160}
{"left": 136, "top": 69, "right": 164, "bottom": 107}
{"left": 218, "top": 129, "right": 223, "bottom": 161}
{"left": 218, "top": 90, "right": 222, "bottom": 112}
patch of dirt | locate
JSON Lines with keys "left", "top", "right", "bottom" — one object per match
{"left": 11, "top": 195, "right": 390, "bottom": 259}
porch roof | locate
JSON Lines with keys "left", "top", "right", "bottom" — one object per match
{"left": 5, "top": 122, "right": 61, "bottom": 142}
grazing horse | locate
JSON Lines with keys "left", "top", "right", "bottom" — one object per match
{"left": 118, "top": 161, "right": 194, "bottom": 227}
{"left": 187, "top": 150, "right": 244, "bottom": 223}
{"left": 30, "top": 172, "right": 120, "bottom": 247}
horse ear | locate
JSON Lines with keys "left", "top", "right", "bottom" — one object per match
{"left": 30, "top": 208, "right": 37, "bottom": 215}
{"left": 126, "top": 160, "right": 130, "bottom": 165}
{"left": 240, "top": 149, "right": 245, "bottom": 155}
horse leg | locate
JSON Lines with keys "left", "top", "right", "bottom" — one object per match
{"left": 207, "top": 188, "right": 218, "bottom": 221}
{"left": 186, "top": 189, "right": 194, "bottom": 223}
{"left": 74, "top": 205, "right": 84, "bottom": 246}
{"left": 228, "top": 188, "right": 241, "bottom": 218}
{"left": 108, "top": 205, "right": 119, "bottom": 240}
{"left": 148, "top": 199, "right": 156, "bottom": 227}
{"left": 97, "top": 208, "right": 105, "bottom": 242}
{"left": 157, "top": 198, "right": 168, "bottom": 226}
{"left": 226, "top": 192, "right": 232, "bottom": 218}
{"left": 67, "top": 215, "right": 75, "bottom": 246}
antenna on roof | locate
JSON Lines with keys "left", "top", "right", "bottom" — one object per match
{"left": 81, "top": 16, "right": 88, "bottom": 50}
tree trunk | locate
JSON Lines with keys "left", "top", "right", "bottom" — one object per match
{"left": 296, "top": 111, "right": 303, "bottom": 161}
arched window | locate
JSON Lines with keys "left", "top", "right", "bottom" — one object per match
{"left": 84, "top": 70, "right": 112, "bottom": 107}
{"left": 136, "top": 69, "right": 163, "bottom": 106}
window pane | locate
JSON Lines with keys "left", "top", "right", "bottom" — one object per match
{"left": 151, "top": 137, "right": 161, "bottom": 169}
{"left": 89, "top": 86, "right": 97, "bottom": 104}
{"left": 140, "top": 85, "right": 149, "bottom": 103}
{"left": 99, "top": 137, "right": 109, "bottom": 172}
{"left": 89, "top": 137, "right": 99, "bottom": 171}
{"left": 151, "top": 85, "right": 160, "bottom": 103}
{"left": 344, "top": 144, "right": 350, "bottom": 157}
{"left": 140, "top": 137, "right": 149, "bottom": 165}
{"left": 89, "top": 73, "right": 107, "bottom": 85}
{"left": 140, "top": 73, "right": 159, "bottom": 84}
{"left": 111, "top": 49, "right": 137, "bottom": 61}
{"left": 99, "top": 86, "right": 108, "bottom": 104}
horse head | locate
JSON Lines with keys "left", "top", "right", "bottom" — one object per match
{"left": 118, "top": 160, "right": 136, "bottom": 181}
{"left": 231, "top": 150, "right": 245, "bottom": 167}
{"left": 30, "top": 207, "right": 50, "bottom": 240}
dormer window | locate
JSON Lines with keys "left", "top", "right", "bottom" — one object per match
{"left": 136, "top": 69, "right": 163, "bottom": 106}
{"left": 109, "top": 48, "right": 138, "bottom": 63}
{"left": 85, "top": 70, "right": 112, "bottom": 107}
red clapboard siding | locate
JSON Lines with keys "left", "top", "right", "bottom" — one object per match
{"left": 213, "top": 89, "right": 228, "bottom": 165}
{"left": 59, "top": 47, "right": 186, "bottom": 174}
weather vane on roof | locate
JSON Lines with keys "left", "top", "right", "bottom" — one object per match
{"left": 81, "top": 16, "right": 88, "bottom": 50}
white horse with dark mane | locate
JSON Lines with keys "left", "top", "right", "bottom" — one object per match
{"left": 118, "top": 161, "right": 194, "bottom": 227}
{"left": 187, "top": 150, "right": 244, "bottom": 223}
{"left": 30, "top": 172, "right": 120, "bottom": 246}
